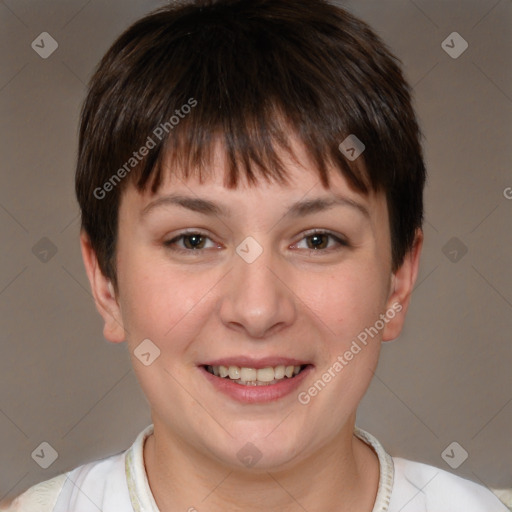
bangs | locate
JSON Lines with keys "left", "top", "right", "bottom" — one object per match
{"left": 134, "top": 103, "right": 370, "bottom": 196}
{"left": 89, "top": 1, "right": 386, "bottom": 198}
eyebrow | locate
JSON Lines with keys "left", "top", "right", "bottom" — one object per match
{"left": 140, "top": 193, "right": 370, "bottom": 220}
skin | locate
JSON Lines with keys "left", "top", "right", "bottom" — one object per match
{"left": 81, "top": 137, "right": 423, "bottom": 512}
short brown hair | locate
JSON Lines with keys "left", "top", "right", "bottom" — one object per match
{"left": 75, "top": 0, "right": 426, "bottom": 293}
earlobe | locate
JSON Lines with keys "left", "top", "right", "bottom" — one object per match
{"left": 382, "top": 228, "right": 423, "bottom": 342}
{"left": 79, "top": 231, "right": 126, "bottom": 344}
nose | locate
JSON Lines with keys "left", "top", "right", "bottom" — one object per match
{"left": 218, "top": 240, "right": 296, "bottom": 339}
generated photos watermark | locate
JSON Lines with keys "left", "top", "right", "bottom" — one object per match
{"left": 93, "top": 97, "right": 198, "bottom": 200}
{"left": 297, "top": 302, "right": 402, "bottom": 405}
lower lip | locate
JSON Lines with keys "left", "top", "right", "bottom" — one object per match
{"left": 199, "top": 365, "right": 313, "bottom": 404}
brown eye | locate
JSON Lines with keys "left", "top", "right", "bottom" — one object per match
{"left": 294, "top": 230, "right": 349, "bottom": 253}
{"left": 306, "top": 233, "right": 330, "bottom": 250}
{"left": 164, "top": 231, "right": 216, "bottom": 252}
{"left": 181, "top": 233, "right": 207, "bottom": 249}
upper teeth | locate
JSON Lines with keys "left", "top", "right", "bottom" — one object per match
{"left": 209, "top": 365, "right": 302, "bottom": 382}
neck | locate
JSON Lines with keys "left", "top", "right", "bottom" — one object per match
{"left": 143, "top": 418, "right": 380, "bottom": 512}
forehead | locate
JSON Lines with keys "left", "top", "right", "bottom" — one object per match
{"left": 122, "top": 135, "right": 385, "bottom": 213}
{"left": 117, "top": 137, "right": 391, "bottom": 265}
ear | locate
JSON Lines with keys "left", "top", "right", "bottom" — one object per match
{"left": 382, "top": 228, "right": 423, "bottom": 342}
{"left": 80, "top": 230, "right": 126, "bottom": 343}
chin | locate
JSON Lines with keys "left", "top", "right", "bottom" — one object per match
{"left": 210, "top": 428, "right": 306, "bottom": 472}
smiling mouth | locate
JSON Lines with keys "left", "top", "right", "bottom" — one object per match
{"left": 203, "top": 364, "right": 310, "bottom": 386}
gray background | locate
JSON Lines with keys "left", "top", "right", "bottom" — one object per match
{"left": 1, "top": 0, "right": 511, "bottom": 505}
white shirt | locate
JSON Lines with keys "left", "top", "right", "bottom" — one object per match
{"left": 2, "top": 424, "right": 509, "bottom": 512}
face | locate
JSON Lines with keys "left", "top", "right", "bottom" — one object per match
{"left": 82, "top": 138, "right": 421, "bottom": 471}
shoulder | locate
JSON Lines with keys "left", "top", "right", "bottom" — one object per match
{"left": 0, "top": 473, "right": 68, "bottom": 512}
{"left": 389, "top": 456, "right": 510, "bottom": 512}
{"left": 0, "top": 450, "right": 129, "bottom": 512}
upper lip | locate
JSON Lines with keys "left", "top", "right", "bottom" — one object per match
{"left": 201, "top": 357, "right": 312, "bottom": 369}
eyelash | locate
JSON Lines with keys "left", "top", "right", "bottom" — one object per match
{"left": 163, "top": 229, "right": 349, "bottom": 255}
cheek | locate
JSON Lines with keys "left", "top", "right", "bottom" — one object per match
{"left": 299, "top": 263, "right": 388, "bottom": 342}
{"left": 300, "top": 267, "right": 386, "bottom": 417}
{"left": 118, "top": 251, "right": 218, "bottom": 348}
